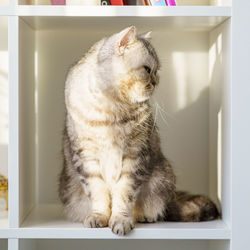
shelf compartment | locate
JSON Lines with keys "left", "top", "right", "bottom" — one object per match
{"left": 18, "top": 15, "right": 231, "bottom": 238}
{"left": 20, "top": 204, "right": 230, "bottom": 239}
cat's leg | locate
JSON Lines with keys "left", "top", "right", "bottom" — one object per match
{"left": 135, "top": 161, "right": 176, "bottom": 223}
{"left": 60, "top": 156, "right": 110, "bottom": 227}
{"left": 109, "top": 175, "right": 135, "bottom": 235}
{"left": 109, "top": 158, "right": 140, "bottom": 235}
{"left": 82, "top": 161, "right": 111, "bottom": 228}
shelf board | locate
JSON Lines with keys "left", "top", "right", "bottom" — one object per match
{"left": 21, "top": 16, "right": 230, "bottom": 32}
{"left": 0, "top": 5, "right": 11, "bottom": 15}
{"left": 16, "top": 6, "right": 231, "bottom": 17}
{"left": 19, "top": 204, "right": 231, "bottom": 239}
{"left": 0, "top": 5, "right": 231, "bottom": 18}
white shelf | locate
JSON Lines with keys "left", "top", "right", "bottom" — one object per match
{"left": 0, "top": 5, "right": 231, "bottom": 17}
{"left": 2, "top": 1, "right": 250, "bottom": 249}
{"left": 18, "top": 204, "right": 231, "bottom": 239}
{"left": 20, "top": 15, "right": 230, "bottom": 32}
{"left": 16, "top": 6, "right": 231, "bottom": 16}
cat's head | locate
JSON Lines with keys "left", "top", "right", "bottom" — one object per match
{"left": 98, "top": 26, "right": 160, "bottom": 104}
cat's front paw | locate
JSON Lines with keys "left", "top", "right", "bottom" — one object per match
{"left": 109, "top": 215, "right": 134, "bottom": 236}
{"left": 84, "top": 213, "right": 109, "bottom": 228}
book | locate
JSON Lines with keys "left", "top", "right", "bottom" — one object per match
{"left": 66, "top": 0, "right": 101, "bottom": 4}
{"left": 148, "top": 0, "right": 166, "bottom": 6}
{"left": 144, "top": 0, "right": 151, "bottom": 5}
{"left": 101, "top": 0, "right": 111, "bottom": 4}
{"left": 110, "top": 0, "right": 124, "bottom": 5}
{"left": 124, "top": 0, "right": 146, "bottom": 5}
{"left": 165, "top": 0, "right": 176, "bottom": 6}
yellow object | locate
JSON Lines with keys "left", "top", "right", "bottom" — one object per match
{"left": 0, "top": 174, "right": 8, "bottom": 211}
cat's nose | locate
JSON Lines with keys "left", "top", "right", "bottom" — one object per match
{"left": 151, "top": 76, "right": 158, "bottom": 87}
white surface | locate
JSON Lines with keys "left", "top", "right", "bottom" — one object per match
{"left": 8, "top": 239, "right": 18, "bottom": 250}
{"left": 20, "top": 204, "right": 230, "bottom": 239}
{"left": 8, "top": 16, "right": 19, "bottom": 228}
{"left": 0, "top": 6, "right": 232, "bottom": 18}
{"left": 231, "top": 0, "right": 250, "bottom": 250}
{"left": 20, "top": 239, "right": 231, "bottom": 250}
{"left": 16, "top": 6, "right": 231, "bottom": 17}
{"left": 0, "top": 0, "right": 8, "bottom": 6}
{"left": 209, "top": 19, "right": 231, "bottom": 225}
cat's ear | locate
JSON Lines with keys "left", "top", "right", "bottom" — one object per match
{"left": 117, "top": 26, "right": 137, "bottom": 55}
{"left": 139, "top": 31, "right": 152, "bottom": 40}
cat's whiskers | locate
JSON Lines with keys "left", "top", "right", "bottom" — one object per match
{"left": 151, "top": 102, "right": 158, "bottom": 134}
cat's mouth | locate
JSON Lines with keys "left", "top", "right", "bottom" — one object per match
{"left": 145, "top": 81, "right": 157, "bottom": 92}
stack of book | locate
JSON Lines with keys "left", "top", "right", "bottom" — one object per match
{"left": 104, "top": 0, "right": 176, "bottom": 5}
{"left": 49, "top": 0, "right": 176, "bottom": 5}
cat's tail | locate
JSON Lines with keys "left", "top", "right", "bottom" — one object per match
{"left": 165, "top": 191, "right": 220, "bottom": 222}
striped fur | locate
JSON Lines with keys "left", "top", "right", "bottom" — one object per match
{"left": 59, "top": 26, "right": 219, "bottom": 236}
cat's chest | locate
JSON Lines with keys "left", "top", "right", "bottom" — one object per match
{"left": 96, "top": 125, "right": 127, "bottom": 183}
{"left": 92, "top": 122, "right": 135, "bottom": 184}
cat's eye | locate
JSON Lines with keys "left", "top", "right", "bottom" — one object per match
{"left": 144, "top": 66, "right": 151, "bottom": 74}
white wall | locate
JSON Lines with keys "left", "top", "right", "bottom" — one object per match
{"left": 0, "top": 0, "right": 8, "bottom": 5}
{"left": 34, "top": 25, "right": 210, "bottom": 204}
{"left": 209, "top": 19, "right": 231, "bottom": 220}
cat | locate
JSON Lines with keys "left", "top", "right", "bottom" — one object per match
{"left": 59, "top": 26, "right": 219, "bottom": 235}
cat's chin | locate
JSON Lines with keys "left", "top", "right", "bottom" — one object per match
{"left": 134, "top": 95, "right": 152, "bottom": 104}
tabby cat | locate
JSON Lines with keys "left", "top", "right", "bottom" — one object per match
{"left": 59, "top": 26, "right": 219, "bottom": 235}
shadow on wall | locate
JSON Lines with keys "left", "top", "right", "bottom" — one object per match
{"left": 208, "top": 22, "right": 231, "bottom": 214}
{"left": 152, "top": 31, "right": 210, "bottom": 198}
{"left": 152, "top": 28, "right": 227, "bottom": 212}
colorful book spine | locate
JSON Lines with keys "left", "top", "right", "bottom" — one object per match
{"left": 165, "top": 0, "right": 176, "bottom": 6}
{"left": 149, "top": 0, "right": 166, "bottom": 6}
{"left": 124, "top": 0, "right": 146, "bottom": 5}
{"left": 101, "top": 0, "right": 111, "bottom": 4}
{"left": 110, "top": 0, "right": 124, "bottom": 5}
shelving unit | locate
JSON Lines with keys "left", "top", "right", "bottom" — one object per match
{"left": 1, "top": 0, "right": 250, "bottom": 250}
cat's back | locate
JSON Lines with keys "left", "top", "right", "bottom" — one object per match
{"left": 65, "top": 38, "right": 106, "bottom": 90}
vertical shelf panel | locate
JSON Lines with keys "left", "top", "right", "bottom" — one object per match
{"left": 231, "top": 0, "right": 250, "bottom": 249}
{"left": 19, "top": 17, "right": 36, "bottom": 227}
{"left": 8, "top": 239, "right": 18, "bottom": 250}
{"left": 0, "top": 16, "right": 8, "bottom": 228}
{"left": 8, "top": 16, "right": 19, "bottom": 228}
